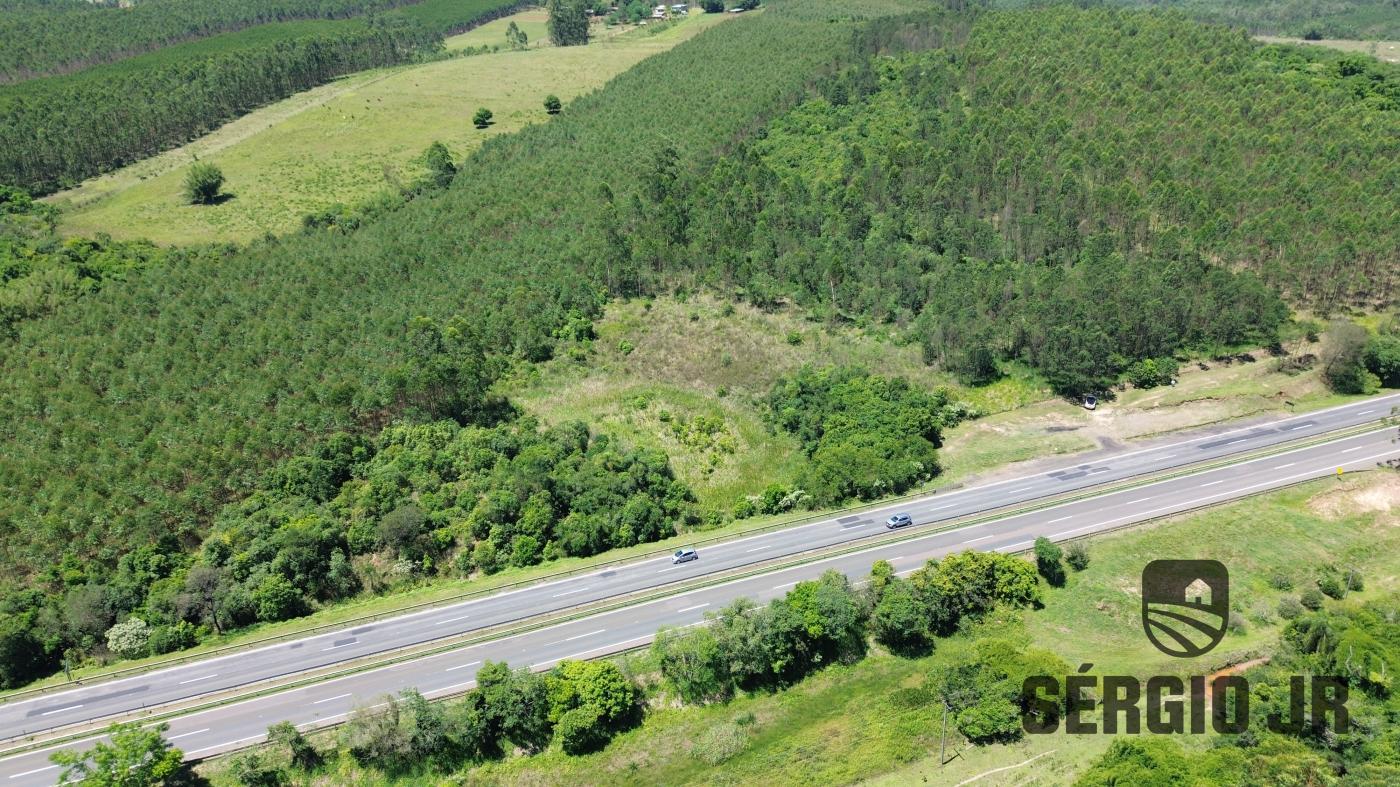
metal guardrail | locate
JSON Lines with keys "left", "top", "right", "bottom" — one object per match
{"left": 2, "top": 421, "right": 1392, "bottom": 757}
{"left": 0, "top": 477, "right": 968, "bottom": 704}
{"left": 6, "top": 412, "right": 1391, "bottom": 706}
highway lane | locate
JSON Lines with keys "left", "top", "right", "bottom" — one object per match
{"left": 1, "top": 392, "right": 1396, "bottom": 749}
{"left": 3, "top": 423, "right": 1397, "bottom": 784}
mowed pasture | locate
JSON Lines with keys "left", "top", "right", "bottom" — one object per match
{"left": 444, "top": 7, "right": 551, "bottom": 50}
{"left": 48, "top": 10, "right": 729, "bottom": 244}
{"left": 1256, "top": 35, "right": 1400, "bottom": 63}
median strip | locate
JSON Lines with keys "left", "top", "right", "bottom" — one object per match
{"left": 2, "top": 423, "right": 1391, "bottom": 759}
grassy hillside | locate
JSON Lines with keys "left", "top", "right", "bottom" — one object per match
{"left": 196, "top": 470, "right": 1400, "bottom": 785}
{"left": 0, "top": 0, "right": 525, "bottom": 194}
{"left": 50, "top": 11, "right": 729, "bottom": 244}
{"left": 504, "top": 294, "right": 1352, "bottom": 510}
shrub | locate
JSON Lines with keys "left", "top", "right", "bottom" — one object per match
{"left": 253, "top": 574, "right": 302, "bottom": 622}
{"left": 1065, "top": 540, "right": 1090, "bottom": 571}
{"left": 1318, "top": 574, "right": 1347, "bottom": 600}
{"left": 544, "top": 94, "right": 562, "bottom": 114}
{"left": 148, "top": 621, "right": 198, "bottom": 655}
{"left": 228, "top": 752, "right": 283, "bottom": 787}
{"left": 556, "top": 704, "right": 608, "bottom": 755}
{"left": 871, "top": 579, "right": 931, "bottom": 655}
{"left": 182, "top": 161, "right": 224, "bottom": 205}
{"left": 419, "top": 141, "right": 456, "bottom": 190}
{"left": 473, "top": 540, "right": 501, "bottom": 575}
{"left": 104, "top": 618, "right": 151, "bottom": 660}
{"left": 473, "top": 107, "right": 494, "bottom": 129}
{"left": 1125, "top": 357, "right": 1179, "bottom": 389}
{"left": 1300, "top": 588, "right": 1325, "bottom": 610}
{"left": 1277, "top": 596, "right": 1304, "bottom": 620}
{"left": 1321, "top": 321, "right": 1378, "bottom": 394}
{"left": 267, "top": 721, "right": 320, "bottom": 771}
{"left": 1227, "top": 611, "right": 1246, "bottom": 634}
{"left": 1344, "top": 569, "right": 1364, "bottom": 592}
{"left": 1268, "top": 572, "right": 1293, "bottom": 591}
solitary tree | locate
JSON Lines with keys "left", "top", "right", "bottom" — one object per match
{"left": 1034, "top": 537, "right": 1065, "bottom": 587}
{"left": 544, "top": 94, "right": 563, "bottom": 115}
{"left": 473, "top": 107, "right": 494, "bottom": 129}
{"left": 547, "top": 0, "right": 590, "bottom": 46}
{"left": 1320, "top": 320, "right": 1375, "bottom": 393}
{"left": 183, "top": 161, "right": 224, "bottom": 205}
{"left": 420, "top": 141, "right": 456, "bottom": 190}
{"left": 1065, "top": 540, "right": 1090, "bottom": 572}
{"left": 52, "top": 722, "right": 184, "bottom": 786}
{"left": 505, "top": 20, "right": 529, "bottom": 49}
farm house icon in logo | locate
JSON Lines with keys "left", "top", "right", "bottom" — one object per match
{"left": 1141, "top": 559, "right": 1230, "bottom": 658}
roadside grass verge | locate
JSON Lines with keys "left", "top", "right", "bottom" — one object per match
{"left": 196, "top": 471, "right": 1400, "bottom": 786}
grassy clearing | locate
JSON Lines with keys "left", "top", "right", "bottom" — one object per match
{"left": 501, "top": 295, "right": 1035, "bottom": 510}
{"left": 46, "top": 10, "right": 729, "bottom": 244}
{"left": 444, "top": 8, "right": 552, "bottom": 50}
{"left": 197, "top": 471, "right": 1400, "bottom": 786}
{"left": 1256, "top": 35, "right": 1400, "bottom": 63}
{"left": 507, "top": 295, "right": 1356, "bottom": 502}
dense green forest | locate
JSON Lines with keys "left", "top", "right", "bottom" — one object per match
{"left": 0, "top": 0, "right": 1395, "bottom": 690}
{"left": 633, "top": 6, "right": 1398, "bottom": 388}
{"left": 0, "top": 0, "right": 436, "bottom": 82}
{"left": 0, "top": 0, "right": 524, "bottom": 194}
{"left": 1003, "top": 0, "right": 1400, "bottom": 40}
{"left": 0, "top": 0, "right": 940, "bottom": 685}
{"left": 0, "top": 187, "right": 229, "bottom": 335}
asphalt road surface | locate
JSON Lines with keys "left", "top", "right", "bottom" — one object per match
{"left": 1, "top": 394, "right": 1397, "bottom": 784}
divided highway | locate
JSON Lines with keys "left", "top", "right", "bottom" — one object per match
{"left": 1, "top": 394, "right": 1397, "bottom": 784}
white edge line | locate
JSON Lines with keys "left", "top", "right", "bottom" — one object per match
{"left": 12, "top": 394, "right": 1391, "bottom": 712}
{"left": 9, "top": 430, "right": 1390, "bottom": 767}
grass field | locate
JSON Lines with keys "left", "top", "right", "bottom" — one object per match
{"left": 444, "top": 7, "right": 552, "bottom": 50}
{"left": 1256, "top": 35, "right": 1400, "bottom": 62}
{"left": 197, "top": 470, "right": 1400, "bottom": 786}
{"left": 46, "top": 10, "right": 730, "bottom": 244}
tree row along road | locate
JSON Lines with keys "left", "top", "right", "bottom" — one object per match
{"left": 0, "top": 395, "right": 1397, "bottom": 783}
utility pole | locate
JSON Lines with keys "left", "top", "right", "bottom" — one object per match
{"left": 939, "top": 700, "right": 949, "bottom": 765}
